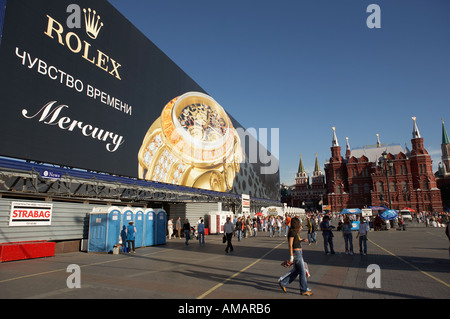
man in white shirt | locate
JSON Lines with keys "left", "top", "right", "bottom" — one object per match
{"left": 357, "top": 218, "right": 369, "bottom": 255}
{"left": 167, "top": 218, "right": 173, "bottom": 239}
{"left": 269, "top": 216, "right": 275, "bottom": 237}
{"left": 224, "top": 217, "right": 235, "bottom": 253}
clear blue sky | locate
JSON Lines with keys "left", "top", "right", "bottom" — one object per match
{"left": 109, "top": 0, "right": 450, "bottom": 186}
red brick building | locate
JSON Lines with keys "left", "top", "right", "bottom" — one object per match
{"left": 324, "top": 118, "right": 443, "bottom": 213}
{"left": 289, "top": 154, "right": 327, "bottom": 211}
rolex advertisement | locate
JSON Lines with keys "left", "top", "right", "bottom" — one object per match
{"left": 0, "top": 0, "right": 279, "bottom": 200}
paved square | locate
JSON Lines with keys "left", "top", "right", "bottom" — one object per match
{"left": 0, "top": 225, "right": 449, "bottom": 299}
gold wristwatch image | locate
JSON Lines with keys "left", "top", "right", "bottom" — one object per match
{"left": 138, "top": 92, "right": 243, "bottom": 192}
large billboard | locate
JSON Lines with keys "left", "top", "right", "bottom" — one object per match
{"left": 0, "top": 0, "right": 279, "bottom": 201}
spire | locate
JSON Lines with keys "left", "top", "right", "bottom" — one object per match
{"left": 442, "top": 118, "right": 450, "bottom": 176}
{"left": 314, "top": 153, "right": 321, "bottom": 173}
{"left": 411, "top": 116, "right": 426, "bottom": 155}
{"left": 442, "top": 118, "right": 450, "bottom": 145}
{"left": 376, "top": 134, "right": 381, "bottom": 148}
{"left": 345, "top": 137, "right": 351, "bottom": 159}
{"left": 332, "top": 127, "right": 339, "bottom": 147}
{"left": 412, "top": 116, "right": 421, "bottom": 139}
{"left": 298, "top": 155, "right": 306, "bottom": 174}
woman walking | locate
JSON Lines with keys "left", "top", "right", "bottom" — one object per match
{"left": 278, "top": 217, "right": 312, "bottom": 296}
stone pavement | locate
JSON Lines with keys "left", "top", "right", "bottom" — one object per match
{"left": 0, "top": 224, "right": 449, "bottom": 301}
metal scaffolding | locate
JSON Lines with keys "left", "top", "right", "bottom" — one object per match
{"left": 0, "top": 157, "right": 279, "bottom": 209}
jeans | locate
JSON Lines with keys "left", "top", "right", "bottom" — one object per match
{"left": 198, "top": 231, "right": 205, "bottom": 245}
{"left": 359, "top": 235, "right": 367, "bottom": 254}
{"left": 184, "top": 229, "right": 190, "bottom": 245}
{"left": 307, "top": 231, "right": 317, "bottom": 243}
{"left": 344, "top": 233, "right": 353, "bottom": 253}
{"left": 127, "top": 240, "right": 135, "bottom": 252}
{"left": 322, "top": 233, "right": 335, "bottom": 254}
{"left": 236, "top": 230, "right": 242, "bottom": 241}
{"left": 279, "top": 250, "right": 309, "bottom": 293}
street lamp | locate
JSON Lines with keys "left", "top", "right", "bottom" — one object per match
{"left": 402, "top": 185, "right": 409, "bottom": 208}
{"left": 379, "top": 151, "right": 393, "bottom": 209}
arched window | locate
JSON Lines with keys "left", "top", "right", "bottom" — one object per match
{"left": 402, "top": 181, "right": 408, "bottom": 191}
{"left": 390, "top": 182, "right": 396, "bottom": 192}
{"left": 377, "top": 181, "right": 384, "bottom": 193}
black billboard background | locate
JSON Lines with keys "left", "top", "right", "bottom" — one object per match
{"left": 0, "top": 0, "right": 279, "bottom": 200}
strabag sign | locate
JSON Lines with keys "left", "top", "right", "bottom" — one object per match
{"left": 9, "top": 202, "right": 53, "bottom": 226}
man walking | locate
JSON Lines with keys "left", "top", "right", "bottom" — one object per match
{"left": 176, "top": 217, "right": 182, "bottom": 239}
{"left": 320, "top": 215, "right": 335, "bottom": 255}
{"left": 198, "top": 218, "right": 205, "bottom": 245}
{"left": 224, "top": 217, "right": 235, "bottom": 253}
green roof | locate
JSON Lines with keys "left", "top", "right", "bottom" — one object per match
{"left": 298, "top": 156, "right": 306, "bottom": 174}
{"left": 314, "top": 154, "right": 321, "bottom": 172}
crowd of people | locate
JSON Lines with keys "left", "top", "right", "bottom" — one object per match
{"left": 126, "top": 210, "right": 449, "bottom": 255}
{"left": 233, "top": 215, "right": 291, "bottom": 240}
{"left": 421, "top": 212, "right": 449, "bottom": 228}
{"left": 229, "top": 210, "right": 450, "bottom": 258}
{"left": 166, "top": 217, "right": 207, "bottom": 246}
{"left": 121, "top": 210, "right": 449, "bottom": 297}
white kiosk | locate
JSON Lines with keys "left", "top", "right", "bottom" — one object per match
{"left": 207, "top": 211, "right": 234, "bottom": 234}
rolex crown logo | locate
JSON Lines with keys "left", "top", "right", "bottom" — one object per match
{"left": 83, "top": 8, "right": 104, "bottom": 40}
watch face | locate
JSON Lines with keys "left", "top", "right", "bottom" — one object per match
{"left": 178, "top": 103, "right": 227, "bottom": 142}
{"left": 138, "top": 92, "right": 243, "bottom": 192}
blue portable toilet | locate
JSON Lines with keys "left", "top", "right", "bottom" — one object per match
{"left": 134, "top": 208, "right": 145, "bottom": 248}
{"left": 122, "top": 208, "right": 134, "bottom": 228}
{"left": 88, "top": 209, "right": 108, "bottom": 252}
{"left": 155, "top": 209, "right": 167, "bottom": 245}
{"left": 88, "top": 206, "right": 121, "bottom": 253}
{"left": 144, "top": 209, "right": 156, "bottom": 247}
{"left": 106, "top": 207, "right": 122, "bottom": 253}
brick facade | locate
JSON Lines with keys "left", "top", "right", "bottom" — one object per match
{"left": 324, "top": 118, "right": 443, "bottom": 213}
{"left": 290, "top": 154, "right": 326, "bottom": 211}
